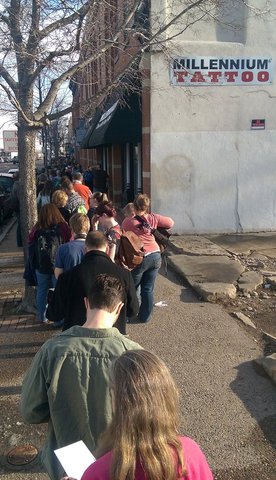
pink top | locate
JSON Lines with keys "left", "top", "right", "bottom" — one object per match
{"left": 81, "top": 437, "right": 213, "bottom": 480}
{"left": 122, "top": 213, "right": 174, "bottom": 254}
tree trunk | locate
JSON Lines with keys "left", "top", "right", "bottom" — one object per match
{"left": 17, "top": 123, "right": 38, "bottom": 313}
{"left": 18, "top": 124, "right": 37, "bottom": 255}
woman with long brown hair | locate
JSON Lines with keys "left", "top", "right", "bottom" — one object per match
{"left": 36, "top": 179, "right": 54, "bottom": 211}
{"left": 29, "top": 204, "right": 71, "bottom": 322}
{"left": 66, "top": 350, "right": 213, "bottom": 480}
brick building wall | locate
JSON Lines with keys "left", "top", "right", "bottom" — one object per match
{"left": 70, "top": 0, "right": 149, "bottom": 205}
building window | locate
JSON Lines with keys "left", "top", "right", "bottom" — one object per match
{"left": 216, "top": 1, "right": 247, "bottom": 44}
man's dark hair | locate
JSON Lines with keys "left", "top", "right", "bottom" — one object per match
{"left": 73, "top": 172, "right": 83, "bottom": 181}
{"left": 85, "top": 231, "right": 107, "bottom": 250}
{"left": 87, "top": 274, "right": 124, "bottom": 312}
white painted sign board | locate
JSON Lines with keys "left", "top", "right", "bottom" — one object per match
{"left": 3, "top": 130, "right": 18, "bottom": 152}
{"left": 170, "top": 57, "right": 273, "bottom": 86}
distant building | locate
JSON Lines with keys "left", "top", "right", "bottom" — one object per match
{"left": 71, "top": 1, "right": 276, "bottom": 233}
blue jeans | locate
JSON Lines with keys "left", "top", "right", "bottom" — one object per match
{"left": 131, "top": 252, "right": 161, "bottom": 323}
{"left": 35, "top": 270, "right": 56, "bottom": 322}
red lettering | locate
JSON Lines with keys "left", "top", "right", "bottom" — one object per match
{"left": 208, "top": 71, "right": 222, "bottom": 83}
{"left": 241, "top": 71, "right": 253, "bottom": 82}
{"left": 258, "top": 71, "right": 269, "bottom": 82}
{"left": 175, "top": 71, "right": 188, "bottom": 83}
{"left": 224, "top": 71, "right": 238, "bottom": 82}
{"left": 190, "top": 71, "right": 206, "bottom": 83}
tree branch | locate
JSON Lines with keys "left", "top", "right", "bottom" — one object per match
{"left": 30, "top": 10, "right": 86, "bottom": 85}
{"left": 0, "top": 83, "right": 41, "bottom": 127}
{"left": 48, "top": 105, "right": 73, "bottom": 121}
{"left": 8, "top": 0, "right": 25, "bottom": 61}
{"left": 30, "top": 46, "right": 79, "bottom": 85}
{"left": 38, "top": 0, "right": 92, "bottom": 41}
{"left": 26, "top": 0, "right": 41, "bottom": 54}
{"left": 148, "top": 0, "right": 206, "bottom": 45}
{"left": 34, "top": 0, "right": 143, "bottom": 121}
{"left": 0, "top": 12, "right": 10, "bottom": 27}
{"left": 0, "top": 63, "right": 18, "bottom": 93}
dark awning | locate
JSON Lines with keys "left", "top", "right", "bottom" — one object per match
{"left": 81, "top": 94, "right": 141, "bottom": 148}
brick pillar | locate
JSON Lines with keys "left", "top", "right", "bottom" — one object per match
{"left": 110, "top": 144, "right": 122, "bottom": 206}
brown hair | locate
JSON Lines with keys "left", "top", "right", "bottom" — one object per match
{"left": 92, "top": 191, "right": 108, "bottom": 204}
{"left": 69, "top": 213, "right": 90, "bottom": 235}
{"left": 133, "top": 194, "right": 150, "bottom": 213}
{"left": 85, "top": 231, "right": 108, "bottom": 250}
{"left": 38, "top": 173, "right": 47, "bottom": 183}
{"left": 37, "top": 203, "right": 66, "bottom": 230}
{"left": 41, "top": 180, "right": 53, "bottom": 196}
{"left": 61, "top": 177, "right": 74, "bottom": 191}
{"left": 94, "top": 201, "right": 116, "bottom": 218}
{"left": 52, "top": 190, "right": 68, "bottom": 208}
{"left": 87, "top": 274, "right": 124, "bottom": 312}
{"left": 97, "top": 350, "right": 186, "bottom": 480}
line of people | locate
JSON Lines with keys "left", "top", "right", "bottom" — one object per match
{"left": 21, "top": 273, "right": 213, "bottom": 480}
{"left": 21, "top": 166, "right": 213, "bottom": 480}
{"left": 27, "top": 165, "right": 174, "bottom": 330}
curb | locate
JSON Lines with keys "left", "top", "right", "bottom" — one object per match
{"left": 0, "top": 216, "right": 17, "bottom": 245}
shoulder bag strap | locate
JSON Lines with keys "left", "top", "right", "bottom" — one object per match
{"left": 134, "top": 215, "right": 154, "bottom": 233}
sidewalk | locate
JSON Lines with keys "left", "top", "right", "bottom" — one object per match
{"left": 0, "top": 223, "right": 276, "bottom": 479}
{"left": 0, "top": 221, "right": 52, "bottom": 478}
{"left": 0, "top": 218, "right": 35, "bottom": 331}
{"left": 168, "top": 232, "right": 276, "bottom": 385}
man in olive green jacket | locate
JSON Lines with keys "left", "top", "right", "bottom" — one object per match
{"left": 21, "top": 274, "right": 142, "bottom": 480}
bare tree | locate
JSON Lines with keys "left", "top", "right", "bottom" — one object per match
{"left": 46, "top": 95, "right": 70, "bottom": 163}
{"left": 47, "top": 117, "right": 68, "bottom": 162}
{"left": 0, "top": 0, "right": 269, "bottom": 309}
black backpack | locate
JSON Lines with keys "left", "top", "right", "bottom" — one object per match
{"left": 36, "top": 225, "right": 62, "bottom": 274}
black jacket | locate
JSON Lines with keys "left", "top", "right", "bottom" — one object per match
{"left": 47, "top": 250, "right": 138, "bottom": 334}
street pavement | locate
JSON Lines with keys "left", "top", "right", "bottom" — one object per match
{"left": 0, "top": 223, "right": 275, "bottom": 479}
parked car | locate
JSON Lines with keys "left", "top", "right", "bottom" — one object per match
{"left": 0, "top": 173, "right": 14, "bottom": 225}
{"left": 8, "top": 168, "right": 19, "bottom": 174}
{"left": 0, "top": 173, "right": 14, "bottom": 191}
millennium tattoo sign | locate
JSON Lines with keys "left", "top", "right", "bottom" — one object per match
{"left": 170, "top": 57, "right": 273, "bottom": 86}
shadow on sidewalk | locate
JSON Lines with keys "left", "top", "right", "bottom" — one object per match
{"left": 0, "top": 351, "right": 39, "bottom": 360}
{"left": 159, "top": 262, "right": 200, "bottom": 304}
{"left": 1, "top": 342, "right": 44, "bottom": 350}
{"left": 230, "top": 360, "right": 276, "bottom": 450}
{"left": 0, "top": 385, "right": 21, "bottom": 396}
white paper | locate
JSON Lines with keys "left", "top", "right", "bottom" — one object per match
{"left": 154, "top": 301, "right": 168, "bottom": 307}
{"left": 54, "top": 440, "right": 96, "bottom": 480}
